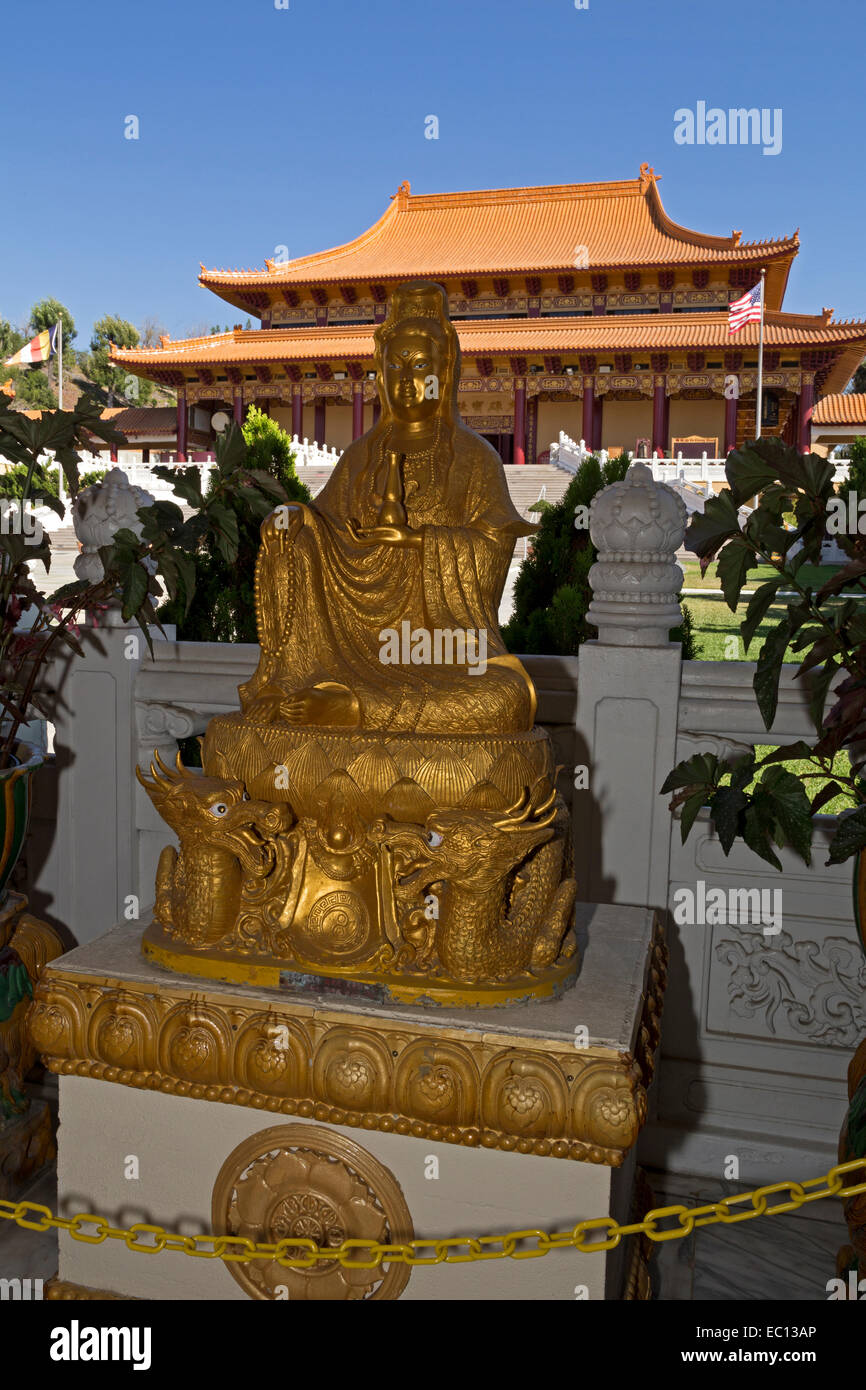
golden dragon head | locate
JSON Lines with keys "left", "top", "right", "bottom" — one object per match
{"left": 136, "top": 750, "right": 292, "bottom": 872}
{"left": 380, "top": 783, "right": 560, "bottom": 895}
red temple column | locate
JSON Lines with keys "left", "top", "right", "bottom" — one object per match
{"left": 110, "top": 444, "right": 118, "bottom": 463}
{"left": 592, "top": 392, "right": 603, "bottom": 452}
{"left": 292, "top": 388, "right": 303, "bottom": 438}
{"left": 526, "top": 397, "right": 538, "bottom": 464}
{"left": 352, "top": 384, "right": 364, "bottom": 440}
{"left": 314, "top": 400, "right": 326, "bottom": 446}
{"left": 652, "top": 376, "right": 667, "bottom": 456}
{"left": 232, "top": 391, "right": 243, "bottom": 427}
{"left": 582, "top": 376, "right": 594, "bottom": 450}
{"left": 798, "top": 376, "right": 815, "bottom": 453}
{"left": 176, "top": 397, "right": 188, "bottom": 462}
{"left": 513, "top": 378, "right": 526, "bottom": 466}
{"left": 724, "top": 384, "right": 739, "bottom": 456}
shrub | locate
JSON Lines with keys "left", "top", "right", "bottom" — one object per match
{"left": 159, "top": 408, "right": 310, "bottom": 643}
{"left": 502, "top": 454, "right": 630, "bottom": 655}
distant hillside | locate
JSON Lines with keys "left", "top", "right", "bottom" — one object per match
{"left": 3, "top": 357, "right": 175, "bottom": 412}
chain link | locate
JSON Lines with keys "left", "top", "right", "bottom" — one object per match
{"left": 1, "top": 1158, "right": 863, "bottom": 1269}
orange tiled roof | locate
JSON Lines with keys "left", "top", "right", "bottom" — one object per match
{"left": 112, "top": 312, "right": 866, "bottom": 368}
{"left": 199, "top": 169, "right": 799, "bottom": 293}
{"left": 812, "top": 392, "right": 866, "bottom": 425}
{"left": 17, "top": 405, "right": 179, "bottom": 433}
{"left": 99, "top": 405, "right": 179, "bottom": 435}
{"left": 15, "top": 405, "right": 199, "bottom": 440}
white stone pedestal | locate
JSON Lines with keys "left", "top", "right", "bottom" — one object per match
{"left": 31, "top": 903, "right": 665, "bottom": 1301}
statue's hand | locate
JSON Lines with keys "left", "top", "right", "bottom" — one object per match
{"left": 261, "top": 503, "right": 312, "bottom": 551}
{"left": 243, "top": 690, "right": 287, "bottom": 724}
{"left": 346, "top": 518, "right": 421, "bottom": 549}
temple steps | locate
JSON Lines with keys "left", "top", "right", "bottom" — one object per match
{"left": 503, "top": 464, "right": 572, "bottom": 518}
{"left": 292, "top": 466, "right": 338, "bottom": 497}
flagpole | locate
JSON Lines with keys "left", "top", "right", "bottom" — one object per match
{"left": 56, "top": 319, "right": 65, "bottom": 508}
{"left": 755, "top": 269, "right": 766, "bottom": 440}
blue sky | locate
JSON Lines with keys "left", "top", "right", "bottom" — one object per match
{"left": 2, "top": 0, "right": 864, "bottom": 351}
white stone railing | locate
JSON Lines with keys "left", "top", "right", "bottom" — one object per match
{"left": 549, "top": 433, "right": 598, "bottom": 472}
{"left": 650, "top": 456, "right": 727, "bottom": 485}
{"left": 22, "top": 460, "right": 859, "bottom": 1189}
{"left": 288, "top": 436, "right": 341, "bottom": 467}
{"left": 549, "top": 431, "right": 853, "bottom": 485}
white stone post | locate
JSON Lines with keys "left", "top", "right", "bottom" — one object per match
{"left": 573, "top": 462, "right": 687, "bottom": 908}
{"left": 26, "top": 470, "right": 165, "bottom": 943}
{"left": 27, "top": 612, "right": 149, "bottom": 943}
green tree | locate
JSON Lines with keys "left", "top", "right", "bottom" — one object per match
{"left": 837, "top": 436, "right": 866, "bottom": 510}
{"left": 25, "top": 299, "right": 74, "bottom": 403}
{"left": 503, "top": 455, "right": 629, "bottom": 655}
{"left": 8, "top": 367, "right": 57, "bottom": 410}
{"left": 241, "top": 404, "right": 305, "bottom": 492}
{"left": 84, "top": 314, "right": 153, "bottom": 406}
{"left": 0, "top": 319, "right": 24, "bottom": 363}
{"left": 29, "top": 298, "right": 75, "bottom": 351}
{"left": 159, "top": 407, "right": 310, "bottom": 643}
{"left": 850, "top": 360, "right": 866, "bottom": 394}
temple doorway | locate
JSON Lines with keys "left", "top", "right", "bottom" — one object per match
{"left": 483, "top": 432, "right": 513, "bottom": 466}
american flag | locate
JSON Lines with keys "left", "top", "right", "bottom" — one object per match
{"left": 728, "top": 283, "right": 763, "bottom": 333}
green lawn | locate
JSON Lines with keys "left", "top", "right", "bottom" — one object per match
{"left": 681, "top": 560, "right": 857, "bottom": 662}
{"left": 684, "top": 593, "right": 793, "bottom": 661}
{"left": 680, "top": 560, "right": 838, "bottom": 593}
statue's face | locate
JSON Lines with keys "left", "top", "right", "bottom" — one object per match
{"left": 382, "top": 326, "right": 444, "bottom": 424}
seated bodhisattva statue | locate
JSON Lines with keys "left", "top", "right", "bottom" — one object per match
{"left": 240, "top": 280, "right": 535, "bottom": 732}
{"left": 140, "top": 280, "right": 578, "bottom": 1005}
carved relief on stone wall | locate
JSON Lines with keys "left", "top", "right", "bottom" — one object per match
{"left": 715, "top": 924, "right": 866, "bottom": 1047}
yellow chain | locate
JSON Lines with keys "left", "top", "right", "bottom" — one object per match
{"left": 2, "top": 1158, "right": 864, "bottom": 1269}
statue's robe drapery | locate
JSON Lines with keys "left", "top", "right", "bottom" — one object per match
{"left": 241, "top": 427, "right": 537, "bottom": 733}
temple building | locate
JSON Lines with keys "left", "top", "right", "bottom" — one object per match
{"left": 112, "top": 164, "right": 866, "bottom": 464}
{"left": 810, "top": 392, "right": 866, "bottom": 456}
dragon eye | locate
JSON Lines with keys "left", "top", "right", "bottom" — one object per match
{"left": 426, "top": 829, "right": 443, "bottom": 847}
{"left": 210, "top": 803, "right": 229, "bottom": 818}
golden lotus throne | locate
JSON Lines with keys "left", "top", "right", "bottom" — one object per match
{"left": 140, "top": 280, "right": 578, "bottom": 1005}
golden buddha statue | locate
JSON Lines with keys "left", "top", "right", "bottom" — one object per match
{"left": 140, "top": 280, "right": 578, "bottom": 1006}
{"left": 238, "top": 280, "right": 536, "bottom": 734}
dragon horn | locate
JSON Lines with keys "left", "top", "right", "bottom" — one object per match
{"left": 148, "top": 760, "right": 173, "bottom": 790}
{"left": 152, "top": 748, "right": 180, "bottom": 781}
{"left": 492, "top": 788, "right": 536, "bottom": 829}
{"left": 502, "top": 787, "right": 528, "bottom": 817}
{"left": 174, "top": 749, "right": 191, "bottom": 777}
{"left": 500, "top": 805, "right": 557, "bottom": 834}
{"left": 531, "top": 786, "right": 557, "bottom": 818}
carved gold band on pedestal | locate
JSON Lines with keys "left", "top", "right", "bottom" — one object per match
{"left": 29, "top": 923, "right": 666, "bottom": 1167}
